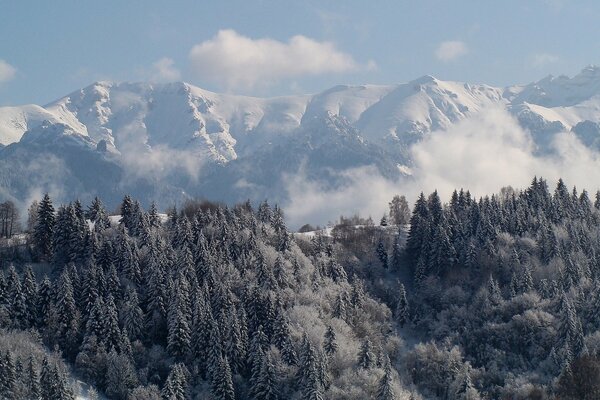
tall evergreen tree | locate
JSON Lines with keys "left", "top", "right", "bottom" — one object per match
{"left": 376, "top": 359, "right": 396, "bottom": 400}
{"left": 33, "top": 193, "right": 56, "bottom": 261}
{"left": 358, "top": 338, "right": 375, "bottom": 369}
{"left": 396, "top": 283, "right": 408, "bottom": 327}
{"left": 323, "top": 326, "right": 338, "bottom": 357}
{"left": 211, "top": 355, "right": 235, "bottom": 400}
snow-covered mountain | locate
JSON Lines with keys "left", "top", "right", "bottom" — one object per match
{"left": 2, "top": 66, "right": 600, "bottom": 210}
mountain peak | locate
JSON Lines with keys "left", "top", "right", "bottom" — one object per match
{"left": 411, "top": 74, "right": 439, "bottom": 85}
{"left": 576, "top": 64, "right": 600, "bottom": 80}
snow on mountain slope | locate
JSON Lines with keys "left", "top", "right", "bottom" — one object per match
{"left": 2, "top": 66, "right": 600, "bottom": 212}
{"left": 302, "top": 84, "right": 394, "bottom": 124}
{"left": 508, "top": 65, "right": 600, "bottom": 107}
{"left": 0, "top": 104, "right": 73, "bottom": 145}
{"left": 356, "top": 76, "right": 504, "bottom": 143}
{"left": 44, "top": 81, "right": 310, "bottom": 162}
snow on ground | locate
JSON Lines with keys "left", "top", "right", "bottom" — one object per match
{"left": 295, "top": 226, "right": 335, "bottom": 238}
{"left": 296, "top": 223, "right": 409, "bottom": 238}
{"left": 108, "top": 213, "right": 169, "bottom": 226}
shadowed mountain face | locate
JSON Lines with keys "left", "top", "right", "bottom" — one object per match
{"left": 3, "top": 67, "right": 600, "bottom": 214}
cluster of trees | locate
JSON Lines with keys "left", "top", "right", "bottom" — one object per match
{"left": 1, "top": 194, "right": 409, "bottom": 399}
{"left": 0, "top": 330, "right": 76, "bottom": 399}
{"left": 6, "top": 177, "right": 600, "bottom": 399}
{"left": 0, "top": 200, "right": 19, "bottom": 238}
{"left": 397, "top": 177, "right": 600, "bottom": 398}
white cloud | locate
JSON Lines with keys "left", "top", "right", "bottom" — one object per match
{"left": 150, "top": 57, "right": 181, "bottom": 82}
{"left": 284, "top": 166, "right": 399, "bottom": 227}
{"left": 283, "top": 107, "right": 600, "bottom": 227}
{"left": 188, "top": 29, "right": 360, "bottom": 90}
{"left": 531, "top": 53, "right": 559, "bottom": 68}
{"left": 410, "top": 106, "right": 600, "bottom": 199}
{"left": 0, "top": 60, "right": 17, "bottom": 83}
{"left": 435, "top": 41, "right": 468, "bottom": 62}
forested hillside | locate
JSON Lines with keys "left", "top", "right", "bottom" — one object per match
{"left": 1, "top": 178, "right": 600, "bottom": 399}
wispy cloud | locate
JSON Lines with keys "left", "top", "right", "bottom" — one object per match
{"left": 435, "top": 41, "right": 468, "bottom": 62}
{"left": 530, "top": 53, "right": 559, "bottom": 68}
{"left": 283, "top": 165, "right": 398, "bottom": 227}
{"left": 136, "top": 57, "right": 181, "bottom": 83}
{"left": 149, "top": 58, "right": 181, "bottom": 82}
{"left": 0, "top": 60, "right": 16, "bottom": 84}
{"left": 188, "top": 29, "right": 361, "bottom": 91}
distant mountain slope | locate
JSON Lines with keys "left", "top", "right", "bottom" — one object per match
{"left": 2, "top": 66, "right": 600, "bottom": 214}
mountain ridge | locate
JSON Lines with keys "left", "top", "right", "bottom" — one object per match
{"left": 2, "top": 67, "right": 600, "bottom": 219}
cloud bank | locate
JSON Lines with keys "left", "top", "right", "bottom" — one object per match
{"left": 435, "top": 41, "right": 468, "bottom": 62}
{"left": 411, "top": 106, "right": 600, "bottom": 198}
{"left": 188, "top": 29, "right": 360, "bottom": 90}
{"left": 283, "top": 107, "right": 600, "bottom": 227}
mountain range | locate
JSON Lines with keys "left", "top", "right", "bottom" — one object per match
{"left": 2, "top": 66, "right": 600, "bottom": 215}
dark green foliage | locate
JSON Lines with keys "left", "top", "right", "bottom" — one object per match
{"left": 33, "top": 193, "right": 55, "bottom": 261}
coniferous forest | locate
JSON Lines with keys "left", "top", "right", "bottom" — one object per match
{"left": 2, "top": 178, "right": 600, "bottom": 399}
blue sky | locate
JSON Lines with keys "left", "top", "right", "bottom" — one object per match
{"left": 1, "top": 0, "right": 600, "bottom": 105}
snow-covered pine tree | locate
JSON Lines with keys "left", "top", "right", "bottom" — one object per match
{"left": 33, "top": 193, "right": 56, "bottom": 261}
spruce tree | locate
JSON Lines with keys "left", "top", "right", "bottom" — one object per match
{"left": 251, "top": 350, "right": 278, "bottom": 400}
{"left": 376, "top": 238, "right": 388, "bottom": 269}
{"left": 376, "top": 360, "right": 396, "bottom": 400}
{"left": 323, "top": 326, "right": 338, "bottom": 357}
{"left": 22, "top": 265, "right": 39, "bottom": 327}
{"left": 33, "top": 193, "right": 55, "bottom": 261}
{"left": 396, "top": 283, "right": 408, "bottom": 327}
{"left": 26, "top": 356, "right": 41, "bottom": 400}
{"left": 358, "top": 338, "right": 375, "bottom": 369}
{"left": 211, "top": 355, "right": 235, "bottom": 400}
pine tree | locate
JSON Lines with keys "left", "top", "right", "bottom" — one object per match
{"left": 224, "top": 306, "right": 246, "bottom": 374}
{"left": 33, "top": 193, "right": 55, "bottom": 261}
{"left": 376, "top": 359, "right": 396, "bottom": 400}
{"left": 119, "top": 195, "right": 135, "bottom": 234}
{"left": 376, "top": 238, "right": 388, "bottom": 269}
{"left": 559, "top": 294, "right": 585, "bottom": 356}
{"left": 161, "top": 364, "right": 188, "bottom": 400}
{"left": 396, "top": 283, "right": 408, "bottom": 327}
{"left": 37, "top": 275, "right": 53, "bottom": 327}
{"left": 26, "top": 356, "right": 41, "bottom": 400}
{"left": 54, "top": 269, "right": 79, "bottom": 348}
{"left": 148, "top": 202, "right": 161, "bottom": 228}
{"left": 86, "top": 197, "right": 111, "bottom": 231}
{"left": 22, "top": 265, "right": 39, "bottom": 327}
{"left": 301, "top": 354, "right": 323, "bottom": 400}
{"left": 102, "top": 294, "right": 122, "bottom": 350}
{"left": 521, "top": 263, "right": 534, "bottom": 293}
{"left": 391, "top": 235, "right": 403, "bottom": 271}
{"left": 297, "top": 333, "right": 321, "bottom": 392}
{"left": 121, "top": 287, "right": 145, "bottom": 341}
{"left": 167, "top": 295, "right": 192, "bottom": 360}
{"left": 255, "top": 351, "right": 279, "bottom": 400}
{"left": 40, "top": 357, "right": 55, "bottom": 399}
{"left": 6, "top": 265, "right": 27, "bottom": 329}
{"left": 323, "top": 326, "right": 338, "bottom": 357}
{"left": 406, "top": 193, "right": 430, "bottom": 263}
{"left": 358, "top": 338, "right": 375, "bottom": 369}
{"left": 333, "top": 292, "right": 347, "bottom": 320}
{"left": 211, "top": 355, "right": 235, "bottom": 400}
{"left": 0, "top": 351, "right": 16, "bottom": 399}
